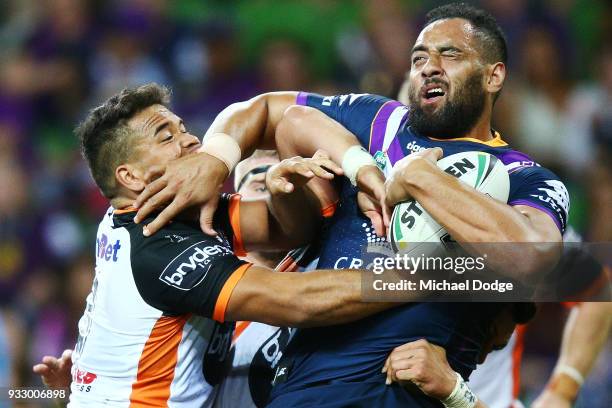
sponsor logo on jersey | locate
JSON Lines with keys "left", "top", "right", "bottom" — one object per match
{"left": 96, "top": 233, "right": 121, "bottom": 262}
{"left": 203, "top": 322, "right": 233, "bottom": 385}
{"left": 159, "top": 241, "right": 233, "bottom": 290}
{"left": 249, "top": 327, "right": 295, "bottom": 407}
{"left": 406, "top": 140, "right": 427, "bottom": 154}
{"left": 73, "top": 368, "right": 97, "bottom": 384}
{"left": 373, "top": 150, "right": 387, "bottom": 171}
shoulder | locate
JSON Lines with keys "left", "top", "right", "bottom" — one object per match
{"left": 500, "top": 149, "right": 570, "bottom": 232}
{"left": 119, "top": 213, "right": 246, "bottom": 317}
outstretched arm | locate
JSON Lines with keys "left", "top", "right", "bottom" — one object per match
{"left": 225, "top": 266, "right": 397, "bottom": 327}
{"left": 134, "top": 93, "right": 388, "bottom": 236}
{"left": 133, "top": 92, "right": 298, "bottom": 235}
{"left": 532, "top": 302, "right": 612, "bottom": 408}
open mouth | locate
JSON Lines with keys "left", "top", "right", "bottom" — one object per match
{"left": 421, "top": 84, "right": 447, "bottom": 105}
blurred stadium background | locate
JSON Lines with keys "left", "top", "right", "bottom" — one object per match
{"left": 0, "top": 0, "right": 610, "bottom": 406}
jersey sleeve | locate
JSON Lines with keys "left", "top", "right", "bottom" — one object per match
{"left": 507, "top": 166, "right": 570, "bottom": 233}
{"left": 213, "top": 193, "right": 246, "bottom": 256}
{"left": 295, "top": 92, "right": 403, "bottom": 150}
{"left": 129, "top": 205, "right": 250, "bottom": 322}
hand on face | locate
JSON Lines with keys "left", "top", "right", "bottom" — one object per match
{"left": 133, "top": 152, "right": 229, "bottom": 236}
{"left": 265, "top": 150, "right": 343, "bottom": 195}
{"left": 382, "top": 339, "right": 456, "bottom": 400}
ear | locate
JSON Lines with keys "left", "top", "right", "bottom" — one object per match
{"left": 485, "top": 62, "right": 505, "bottom": 94}
{"left": 115, "top": 163, "right": 145, "bottom": 193}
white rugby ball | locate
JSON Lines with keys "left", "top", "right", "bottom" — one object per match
{"left": 388, "top": 151, "right": 509, "bottom": 253}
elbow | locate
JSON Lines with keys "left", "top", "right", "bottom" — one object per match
{"left": 512, "top": 232, "right": 563, "bottom": 283}
{"left": 277, "top": 105, "right": 311, "bottom": 137}
{"left": 275, "top": 104, "right": 323, "bottom": 159}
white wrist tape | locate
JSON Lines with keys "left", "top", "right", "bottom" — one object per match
{"left": 341, "top": 145, "right": 377, "bottom": 186}
{"left": 201, "top": 133, "right": 242, "bottom": 172}
{"left": 442, "top": 372, "right": 478, "bottom": 408}
{"left": 556, "top": 365, "right": 585, "bottom": 386}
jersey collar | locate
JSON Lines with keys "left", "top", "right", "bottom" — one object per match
{"left": 427, "top": 130, "right": 508, "bottom": 147}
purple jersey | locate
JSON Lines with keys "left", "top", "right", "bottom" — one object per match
{"left": 267, "top": 93, "right": 569, "bottom": 408}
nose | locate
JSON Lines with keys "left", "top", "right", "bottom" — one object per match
{"left": 181, "top": 133, "right": 201, "bottom": 152}
{"left": 421, "top": 54, "right": 443, "bottom": 78}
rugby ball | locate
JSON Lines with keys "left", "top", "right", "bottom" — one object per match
{"left": 388, "top": 151, "right": 509, "bottom": 253}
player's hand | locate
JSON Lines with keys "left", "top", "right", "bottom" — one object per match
{"left": 32, "top": 349, "right": 73, "bottom": 389}
{"left": 357, "top": 192, "right": 386, "bottom": 237}
{"left": 356, "top": 165, "right": 390, "bottom": 236}
{"left": 385, "top": 148, "right": 443, "bottom": 207}
{"left": 382, "top": 339, "right": 456, "bottom": 400}
{"left": 133, "top": 152, "right": 229, "bottom": 236}
{"left": 531, "top": 389, "right": 572, "bottom": 408}
{"left": 266, "top": 150, "right": 343, "bottom": 195}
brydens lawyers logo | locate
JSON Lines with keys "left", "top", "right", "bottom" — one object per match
{"left": 159, "top": 241, "right": 233, "bottom": 290}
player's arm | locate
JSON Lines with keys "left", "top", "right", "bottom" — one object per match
{"left": 532, "top": 302, "right": 612, "bottom": 408}
{"left": 385, "top": 149, "right": 563, "bottom": 282}
{"left": 383, "top": 339, "right": 488, "bottom": 408}
{"left": 224, "top": 266, "right": 396, "bottom": 327}
{"left": 134, "top": 92, "right": 390, "bottom": 236}
{"left": 275, "top": 104, "right": 389, "bottom": 234}
{"left": 132, "top": 221, "right": 408, "bottom": 328}
{"left": 237, "top": 152, "right": 343, "bottom": 251}
{"left": 133, "top": 92, "right": 298, "bottom": 235}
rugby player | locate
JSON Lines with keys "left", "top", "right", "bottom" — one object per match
{"left": 58, "top": 83, "right": 424, "bottom": 407}
{"left": 33, "top": 148, "right": 536, "bottom": 408}
{"left": 130, "top": 4, "right": 570, "bottom": 407}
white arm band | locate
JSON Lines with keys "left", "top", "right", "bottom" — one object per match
{"left": 442, "top": 372, "right": 478, "bottom": 408}
{"left": 341, "top": 145, "right": 377, "bottom": 186}
{"left": 556, "top": 364, "right": 585, "bottom": 386}
{"left": 201, "top": 133, "right": 242, "bottom": 172}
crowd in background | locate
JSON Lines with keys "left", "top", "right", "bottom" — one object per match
{"left": 0, "top": 0, "right": 610, "bottom": 406}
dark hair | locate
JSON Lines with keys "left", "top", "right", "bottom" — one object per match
{"left": 425, "top": 3, "right": 508, "bottom": 65}
{"left": 76, "top": 83, "right": 171, "bottom": 198}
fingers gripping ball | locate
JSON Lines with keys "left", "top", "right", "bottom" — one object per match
{"left": 388, "top": 151, "right": 510, "bottom": 253}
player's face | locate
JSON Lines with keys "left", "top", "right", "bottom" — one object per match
{"left": 128, "top": 104, "right": 201, "bottom": 175}
{"left": 405, "top": 18, "right": 487, "bottom": 138}
{"left": 236, "top": 156, "right": 280, "bottom": 200}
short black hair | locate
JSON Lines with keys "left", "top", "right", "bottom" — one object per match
{"left": 76, "top": 83, "right": 171, "bottom": 198}
{"left": 425, "top": 3, "right": 508, "bottom": 65}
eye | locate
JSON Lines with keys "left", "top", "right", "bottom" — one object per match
{"left": 442, "top": 50, "right": 460, "bottom": 59}
{"left": 412, "top": 55, "right": 426, "bottom": 64}
{"left": 180, "top": 125, "right": 187, "bottom": 133}
{"left": 250, "top": 182, "right": 267, "bottom": 193}
{"left": 161, "top": 132, "right": 173, "bottom": 142}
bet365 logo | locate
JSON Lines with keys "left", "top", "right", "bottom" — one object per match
{"left": 96, "top": 234, "right": 121, "bottom": 262}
